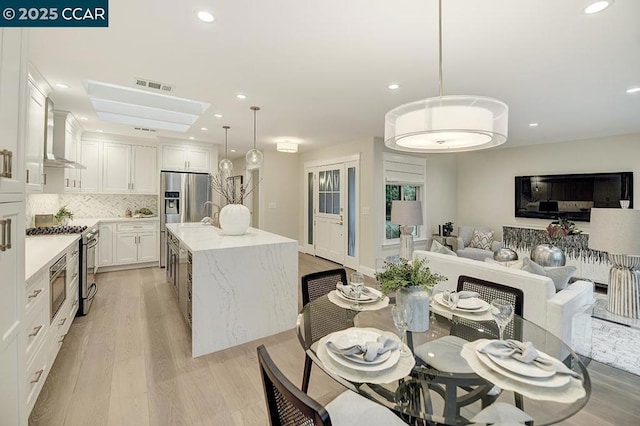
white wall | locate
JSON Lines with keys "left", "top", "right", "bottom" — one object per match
{"left": 260, "top": 149, "right": 300, "bottom": 240}
{"left": 456, "top": 132, "right": 640, "bottom": 239}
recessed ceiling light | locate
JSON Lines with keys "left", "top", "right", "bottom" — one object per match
{"left": 529, "top": 123, "right": 539, "bottom": 127}
{"left": 626, "top": 87, "right": 640, "bottom": 94}
{"left": 201, "top": 127, "right": 208, "bottom": 131}
{"left": 56, "top": 83, "right": 70, "bottom": 89}
{"left": 236, "top": 94, "right": 247, "bottom": 100}
{"left": 188, "top": 136, "right": 195, "bottom": 140}
{"left": 583, "top": 1, "right": 613, "bottom": 14}
{"left": 196, "top": 10, "right": 215, "bottom": 23}
{"left": 214, "top": 114, "right": 223, "bottom": 118}
{"left": 277, "top": 142, "right": 298, "bottom": 153}
{"left": 78, "top": 116, "right": 89, "bottom": 121}
{"left": 96, "top": 129, "right": 103, "bottom": 132}
{"left": 388, "top": 83, "right": 400, "bottom": 90}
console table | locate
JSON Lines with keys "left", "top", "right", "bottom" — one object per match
{"left": 502, "top": 225, "right": 610, "bottom": 286}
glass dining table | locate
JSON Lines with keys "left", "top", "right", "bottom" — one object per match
{"left": 296, "top": 295, "right": 591, "bottom": 425}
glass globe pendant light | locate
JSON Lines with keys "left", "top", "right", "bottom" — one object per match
{"left": 384, "top": 0, "right": 508, "bottom": 153}
{"left": 218, "top": 125, "right": 234, "bottom": 175}
{"left": 245, "top": 106, "right": 263, "bottom": 169}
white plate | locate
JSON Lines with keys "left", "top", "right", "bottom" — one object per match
{"left": 434, "top": 293, "right": 490, "bottom": 313}
{"left": 325, "top": 328, "right": 400, "bottom": 372}
{"left": 335, "top": 287, "right": 383, "bottom": 304}
{"left": 476, "top": 350, "right": 570, "bottom": 388}
{"left": 476, "top": 340, "right": 555, "bottom": 378}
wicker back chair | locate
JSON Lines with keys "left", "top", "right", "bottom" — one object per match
{"left": 453, "top": 275, "right": 524, "bottom": 340}
{"left": 300, "top": 268, "right": 349, "bottom": 393}
{"left": 301, "top": 268, "right": 348, "bottom": 305}
{"left": 257, "top": 345, "right": 330, "bottom": 426}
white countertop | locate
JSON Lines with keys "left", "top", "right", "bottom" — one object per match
{"left": 25, "top": 235, "right": 80, "bottom": 282}
{"left": 166, "top": 223, "right": 297, "bottom": 252}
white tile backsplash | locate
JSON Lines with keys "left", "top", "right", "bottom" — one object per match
{"left": 27, "top": 193, "right": 158, "bottom": 227}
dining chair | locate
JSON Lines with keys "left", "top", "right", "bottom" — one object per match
{"left": 413, "top": 275, "right": 526, "bottom": 421}
{"left": 257, "top": 345, "right": 409, "bottom": 426}
{"left": 300, "top": 268, "right": 348, "bottom": 393}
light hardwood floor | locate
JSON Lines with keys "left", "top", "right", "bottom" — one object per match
{"left": 30, "top": 254, "right": 640, "bottom": 425}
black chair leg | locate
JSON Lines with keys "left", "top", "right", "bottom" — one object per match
{"left": 301, "top": 354, "right": 313, "bottom": 393}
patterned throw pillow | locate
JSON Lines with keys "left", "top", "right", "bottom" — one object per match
{"left": 468, "top": 230, "right": 494, "bottom": 250}
{"left": 430, "top": 239, "right": 457, "bottom": 256}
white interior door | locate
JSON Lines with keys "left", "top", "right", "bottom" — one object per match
{"left": 314, "top": 166, "right": 345, "bottom": 264}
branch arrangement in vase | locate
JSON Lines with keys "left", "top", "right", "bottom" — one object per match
{"left": 209, "top": 174, "right": 261, "bottom": 205}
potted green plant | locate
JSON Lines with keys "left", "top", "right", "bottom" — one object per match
{"left": 54, "top": 205, "right": 74, "bottom": 226}
{"left": 375, "top": 258, "right": 446, "bottom": 332}
{"left": 442, "top": 221, "right": 454, "bottom": 236}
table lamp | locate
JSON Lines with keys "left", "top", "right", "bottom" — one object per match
{"left": 587, "top": 208, "right": 640, "bottom": 318}
{"left": 391, "top": 200, "right": 423, "bottom": 261}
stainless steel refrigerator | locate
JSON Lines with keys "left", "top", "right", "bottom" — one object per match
{"left": 160, "top": 171, "right": 212, "bottom": 267}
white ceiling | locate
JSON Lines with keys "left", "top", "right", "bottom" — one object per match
{"left": 30, "top": 0, "right": 640, "bottom": 157}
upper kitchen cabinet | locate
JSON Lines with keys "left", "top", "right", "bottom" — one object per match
{"left": 25, "top": 79, "right": 46, "bottom": 192}
{"left": 0, "top": 28, "right": 27, "bottom": 197}
{"left": 103, "top": 141, "right": 157, "bottom": 194}
{"left": 79, "top": 139, "right": 100, "bottom": 193}
{"left": 60, "top": 113, "right": 82, "bottom": 192}
{"left": 160, "top": 143, "right": 212, "bottom": 173}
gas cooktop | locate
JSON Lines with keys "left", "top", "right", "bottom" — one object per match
{"left": 26, "top": 225, "right": 88, "bottom": 236}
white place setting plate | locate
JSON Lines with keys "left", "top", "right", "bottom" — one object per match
{"left": 325, "top": 328, "right": 400, "bottom": 372}
{"left": 335, "top": 287, "right": 384, "bottom": 304}
{"left": 475, "top": 350, "right": 570, "bottom": 388}
{"left": 433, "top": 292, "right": 490, "bottom": 312}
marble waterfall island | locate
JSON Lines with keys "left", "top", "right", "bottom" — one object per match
{"left": 166, "top": 223, "right": 298, "bottom": 357}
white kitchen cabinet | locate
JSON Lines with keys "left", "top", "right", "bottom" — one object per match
{"left": 114, "top": 221, "right": 159, "bottom": 265}
{"left": 98, "top": 223, "right": 115, "bottom": 266}
{"left": 61, "top": 114, "right": 82, "bottom": 192}
{"left": 25, "top": 80, "right": 46, "bottom": 192}
{"left": 79, "top": 139, "right": 100, "bottom": 193}
{"left": 161, "top": 144, "right": 211, "bottom": 173}
{"left": 103, "top": 142, "right": 157, "bottom": 194}
{"left": 0, "top": 201, "right": 26, "bottom": 424}
{"left": 0, "top": 28, "right": 27, "bottom": 196}
{"left": 132, "top": 145, "right": 157, "bottom": 193}
{"left": 102, "top": 142, "right": 131, "bottom": 193}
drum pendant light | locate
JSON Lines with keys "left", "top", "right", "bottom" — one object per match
{"left": 219, "top": 125, "right": 233, "bottom": 174}
{"left": 384, "top": 0, "right": 508, "bottom": 153}
{"left": 245, "top": 106, "right": 264, "bottom": 169}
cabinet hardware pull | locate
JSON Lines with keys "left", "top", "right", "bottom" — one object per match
{"left": 72, "top": 300, "right": 78, "bottom": 308}
{"left": 26, "top": 169, "right": 30, "bottom": 183}
{"left": 59, "top": 317, "right": 66, "bottom": 326}
{"left": 72, "top": 272, "right": 78, "bottom": 280}
{"left": 0, "top": 218, "right": 11, "bottom": 251}
{"left": 73, "top": 179, "right": 76, "bottom": 188}
{"left": 30, "top": 369, "right": 44, "bottom": 384}
{"left": 28, "top": 288, "right": 43, "bottom": 299}
{"left": 42, "top": 173, "right": 47, "bottom": 185}
{"left": 65, "top": 178, "right": 70, "bottom": 187}
{"left": 58, "top": 335, "right": 66, "bottom": 343}
{"left": 28, "top": 325, "right": 43, "bottom": 338}
{"left": 0, "top": 149, "right": 12, "bottom": 178}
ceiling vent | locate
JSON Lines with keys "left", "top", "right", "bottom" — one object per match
{"left": 134, "top": 127, "right": 157, "bottom": 133}
{"left": 134, "top": 77, "right": 173, "bottom": 93}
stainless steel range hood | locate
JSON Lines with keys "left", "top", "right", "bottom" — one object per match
{"left": 43, "top": 100, "right": 86, "bottom": 169}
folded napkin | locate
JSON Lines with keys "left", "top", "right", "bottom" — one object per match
{"left": 442, "top": 290, "right": 480, "bottom": 308}
{"left": 326, "top": 335, "right": 399, "bottom": 362}
{"left": 336, "top": 282, "right": 373, "bottom": 300}
{"left": 478, "top": 340, "right": 581, "bottom": 379}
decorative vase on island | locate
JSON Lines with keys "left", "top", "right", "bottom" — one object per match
{"left": 531, "top": 243, "right": 566, "bottom": 267}
{"left": 219, "top": 204, "right": 250, "bottom": 235}
{"left": 396, "top": 286, "right": 430, "bottom": 332}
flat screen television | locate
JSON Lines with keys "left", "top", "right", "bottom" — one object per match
{"left": 515, "top": 172, "right": 633, "bottom": 222}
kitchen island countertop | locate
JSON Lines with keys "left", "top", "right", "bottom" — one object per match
{"left": 165, "top": 222, "right": 296, "bottom": 252}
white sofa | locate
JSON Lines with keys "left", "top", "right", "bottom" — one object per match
{"left": 413, "top": 250, "right": 595, "bottom": 349}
